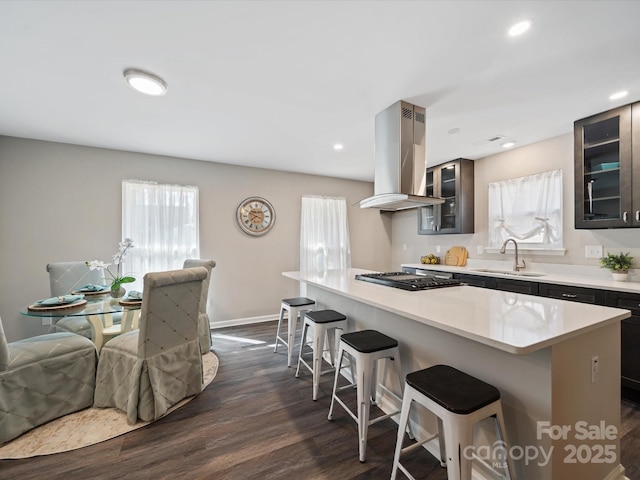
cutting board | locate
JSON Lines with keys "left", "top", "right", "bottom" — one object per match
{"left": 444, "top": 246, "right": 468, "bottom": 266}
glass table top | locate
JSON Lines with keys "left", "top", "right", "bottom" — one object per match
{"left": 20, "top": 295, "right": 141, "bottom": 317}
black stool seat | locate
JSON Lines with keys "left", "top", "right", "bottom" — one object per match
{"left": 282, "top": 297, "right": 315, "bottom": 307}
{"left": 305, "top": 309, "right": 347, "bottom": 324}
{"left": 340, "top": 329, "right": 398, "bottom": 353}
{"left": 406, "top": 365, "right": 500, "bottom": 415}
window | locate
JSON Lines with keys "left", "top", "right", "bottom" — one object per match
{"left": 299, "top": 196, "right": 351, "bottom": 273}
{"left": 122, "top": 180, "right": 199, "bottom": 290}
{"left": 487, "top": 169, "right": 563, "bottom": 251}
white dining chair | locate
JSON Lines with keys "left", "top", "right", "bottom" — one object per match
{"left": 183, "top": 259, "right": 216, "bottom": 353}
{"left": 0, "top": 314, "right": 97, "bottom": 445}
{"left": 46, "top": 261, "right": 106, "bottom": 339}
{"left": 94, "top": 267, "right": 206, "bottom": 424}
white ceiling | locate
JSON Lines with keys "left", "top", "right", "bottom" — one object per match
{"left": 2, "top": 1, "right": 640, "bottom": 182}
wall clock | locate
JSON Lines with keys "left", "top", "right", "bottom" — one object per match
{"left": 236, "top": 196, "right": 276, "bottom": 236}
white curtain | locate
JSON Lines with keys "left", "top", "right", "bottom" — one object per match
{"left": 122, "top": 180, "right": 200, "bottom": 290}
{"left": 300, "top": 196, "right": 351, "bottom": 273}
{"left": 488, "top": 170, "right": 563, "bottom": 249}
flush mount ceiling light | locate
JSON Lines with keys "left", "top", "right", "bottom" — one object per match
{"left": 123, "top": 69, "right": 168, "bottom": 96}
{"left": 609, "top": 90, "right": 628, "bottom": 101}
{"left": 508, "top": 19, "right": 532, "bottom": 37}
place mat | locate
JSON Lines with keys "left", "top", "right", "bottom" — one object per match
{"left": 119, "top": 299, "right": 143, "bottom": 306}
{"left": 28, "top": 299, "right": 87, "bottom": 311}
{"left": 72, "top": 288, "right": 110, "bottom": 296}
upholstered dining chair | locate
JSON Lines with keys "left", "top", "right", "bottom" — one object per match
{"left": 47, "top": 261, "right": 106, "bottom": 339}
{"left": 0, "top": 315, "right": 98, "bottom": 445}
{"left": 183, "top": 258, "right": 216, "bottom": 353}
{"left": 93, "top": 267, "right": 207, "bottom": 424}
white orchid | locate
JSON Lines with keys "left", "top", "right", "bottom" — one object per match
{"left": 87, "top": 260, "right": 111, "bottom": 270}
{"left": 86, "top": 239, "right": 135, "bottom": 290}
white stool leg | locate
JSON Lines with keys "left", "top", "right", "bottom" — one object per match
{"left": 295, "top": 319, "right": 309, "bottom": 378}
{"left": 273, "top": 304, "right": 286, "bottom": 352}
{"left": 329, "top": 326, "right": 344, "bottom": 366}
{"left": 326, "top": 327, "right": 335, "bottom": 366}
{"left": 357, "top": 354, "right": 373, "bottom": 462}
{"left": 286, "top": 306, "right": 297, "bottom": 367}
{"left": 371, "top": 358, "right": 378, "bottom": 405}
{"left": 443, "top": 416, "right": 472, "bottom": 480}
{"left": 391, "top": 347, "right": 413, "bottom": 439}
{"left": 437, "top": 417, "right": 447, "bottom": 467}
{"left": 391, "top": 387, "right": 414, "bottom": 480}
{"left": 328, "top": 344, "right": 345, "bottom": 420}
{"left": 311, "top": 323, "right": 325, "bottom": 401}
{"left": 494, "top": 408, "right": 514, "bottom": 480}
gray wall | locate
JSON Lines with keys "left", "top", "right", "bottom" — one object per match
{"left": 0, "top": 136, "right": 392, "bottom": 341}
{"left": 391, "top": 133, "right": 640, "bottom": 268}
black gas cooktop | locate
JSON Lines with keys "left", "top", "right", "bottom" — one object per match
{"left": 355, "top": 272, "right": 461, "bottom": 291}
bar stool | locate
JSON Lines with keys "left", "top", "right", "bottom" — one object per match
{"left": 295, "top": 309, "right": 348, "bottom": 400}
{"left": 328, "top": 329, "right": 406, "bottom": 462}
{"left": 274, "top": 297, "right": 315, "bottom": 367}
{"left": 391, "top": 364, "right": 514, "bottom": 480}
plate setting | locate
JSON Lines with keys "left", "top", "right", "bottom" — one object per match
{"left": 28, "top": 295, "right": 87, "bottom": 311}
{"left": 72, "top": 285, "right": 110, "bottom": 296}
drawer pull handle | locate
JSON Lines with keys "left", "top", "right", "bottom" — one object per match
{"left": 562, "top": 293, "right": 578, "bottom": 298}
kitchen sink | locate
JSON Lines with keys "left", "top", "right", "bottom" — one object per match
{"left": 469, "top": 268, "right": 546, "bottom": 277}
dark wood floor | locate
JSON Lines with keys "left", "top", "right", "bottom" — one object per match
{"left": 1, "top": 321, "right": 639, "bottom": 479}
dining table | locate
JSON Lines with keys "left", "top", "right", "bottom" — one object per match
{"left": 20, "top": 293, "right": 142, "bottom": 352}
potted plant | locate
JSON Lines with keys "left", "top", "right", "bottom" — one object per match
{"left": 599, "top": 251, "right": 634, "bottom": 281}
{"left": 86, "top": 238, "right": 136, "bottom": 297}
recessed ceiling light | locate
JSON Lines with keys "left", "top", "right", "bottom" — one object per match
{"left": 123, "top": 69, "right": 168, "bottom": 96}
{"left": 448, "top": 128, "right": 461, "bottom": 135}
{"left": 508, "top": 19, "right": 532, "bottom": 37}
{"left": 333, "top": 144, "right": 344, "bottom": 151}
{"left": 501, "top": 141, "right": 516, "bottom": 149}
{"left": 609, "top": 90, "right": 628, "bottom": 101}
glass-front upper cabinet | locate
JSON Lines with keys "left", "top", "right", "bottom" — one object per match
{"left": 418, "top": 158, "right": 474, "bottom": 235}
{"left": 574, "top": 104, "right": 637, "bottom": 228}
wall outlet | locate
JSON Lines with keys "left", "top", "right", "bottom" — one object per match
{"left": 591, "top": 356, "right": 599, "bottom": 383}
{"left": 436, "top": 245, "right": 441, "bottom": 253}
{"left": 585, "top": 245, "right": 603, "bottom": 259}
{"left": 477, "top": 245, "right": 483, "bottom": 255}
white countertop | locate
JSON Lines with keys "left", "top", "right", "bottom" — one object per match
{"left": 284, "top": 268, "right": 630, "bottom": 355}
{"left": 402, "top": 262, "right": 640, "bottom": 294}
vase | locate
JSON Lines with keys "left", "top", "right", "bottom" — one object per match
{"left": 611, "top": 272, "right": 628, "bottom": 282}
{"left": 110, "top": 286, "right": 126, "bottom": 298}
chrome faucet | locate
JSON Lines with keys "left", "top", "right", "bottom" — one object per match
{"left": 500, "top": 238, "right": 526, "bottom": 272}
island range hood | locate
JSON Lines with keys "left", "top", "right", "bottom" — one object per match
{"left": 359, "top": 100, "right": 444, "bottom": 212}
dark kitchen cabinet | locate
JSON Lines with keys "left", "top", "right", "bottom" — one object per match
{"left": 574, "top": 102, "right": 640, "bottom": 228}
{"left": 493, "top": 278, "right": 538, "bottom": 295}
{"left": 453, "top": 273, "right": 496, "bottom": 289}
{"left": 418, "top": 158, "right": 474, "bottom": 235}
{"left": 607, "top": 291, "right": 640, "bottom": 398}
{"left": 538, "top": 283, "right": 606, "bottom": 305}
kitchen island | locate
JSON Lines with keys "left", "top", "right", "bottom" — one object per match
{"left": 284, "top": 268, "right": 630, "bottom": 480}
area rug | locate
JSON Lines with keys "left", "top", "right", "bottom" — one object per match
{"left": 0, "top": 352, "right": 218, "bottom": 459}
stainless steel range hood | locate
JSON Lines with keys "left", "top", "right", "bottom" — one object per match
{"left": 359, "top": 100, "right": 444, "bottom": 212}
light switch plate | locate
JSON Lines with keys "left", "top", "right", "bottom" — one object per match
{"left": 585, "top": 245, "right": 603, "bottom": 258}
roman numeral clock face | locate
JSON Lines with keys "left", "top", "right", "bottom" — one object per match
{"left": 236, "top": 197, "right": 276, "bottom": 236}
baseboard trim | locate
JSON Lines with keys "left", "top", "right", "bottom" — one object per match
{"left": 210, "top": 314, "right": 278, "bottom": 329}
